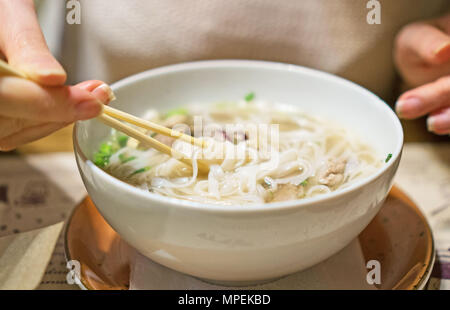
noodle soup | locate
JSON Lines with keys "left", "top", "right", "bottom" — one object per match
{"left": 93, "top": 97, "right": 387, "bottom": 205}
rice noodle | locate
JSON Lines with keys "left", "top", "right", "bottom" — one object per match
{"left": 103, "top": 100, "right": 383, "bottom": 205}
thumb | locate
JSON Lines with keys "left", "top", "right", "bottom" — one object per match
{"left": 0, "top": 0, "right": 66, "bottom": 86}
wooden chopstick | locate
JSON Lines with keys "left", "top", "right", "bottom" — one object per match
{"left": 98, "top": 114, "right": 210, "bottom": 173}
{"left": 0, "top": 58, "right": 210, "bottom": 173}
{"left": 102, "top": 105, "right": 206, "bottom": 148}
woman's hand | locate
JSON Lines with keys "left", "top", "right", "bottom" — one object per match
{"left": 0, "top": 0, "right": 111, "bottom": 151}
{"left": 394, "top": 13, "right": 450, "bottom": 135}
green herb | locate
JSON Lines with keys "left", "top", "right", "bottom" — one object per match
{"left": 130, "top": 166, "right": 151, "bottom": 176}
{"left": 244, "top": 92, "right": 255, "bottom": 102}
{"left": 117, "top": 134, "right": 129, "bottom": 148}
{"left": 150, "top": 132, "right": 157, "bottom": 138}
{"left": 119, "top": 153, "right": 137, "bottom": 163}
{"left": 93, "top": 142, "right": 117, "bottom": 168}
{"left": 385, "top": 153, "right": 392, "bottom": 163}
{"left": 300, "top": 180, "right": 308, "bottom": 186}
{"left": 99, "top": 142, "right": 113, "bottom": 154}
{"left": 93, "top": 154, "right": 108, "bottom": 168}
{"left": 164, "top": 107, "right": 188, "bottom": 119}
{"left": 93, "top": 131, "right": 131, "bottom": 168}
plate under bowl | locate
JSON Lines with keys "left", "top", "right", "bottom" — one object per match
{"left": 64, "top": 186, "right": 434, "bottom": 290}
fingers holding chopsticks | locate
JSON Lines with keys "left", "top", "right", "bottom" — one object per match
{"left": 0, "top": 77, "right": 107, "bottom": 122}
{"left": 0, "top": 77, "right": 114, "bottom": 151}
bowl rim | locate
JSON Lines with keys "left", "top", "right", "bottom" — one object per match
{"left": 73, "top": 59, "right": 404, "bottom": 213}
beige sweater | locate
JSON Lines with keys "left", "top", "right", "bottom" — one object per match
{"left": 61, "top": 0, "right": 448, "bottom": 102}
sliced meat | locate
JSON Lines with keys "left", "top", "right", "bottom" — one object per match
{"left": 269, "top": 184, "right": 303, "bottom": 202}
{"left": 318, "top": 159, "right": 347, "bottom": 187}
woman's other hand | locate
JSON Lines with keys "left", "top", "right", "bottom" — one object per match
{"left": 0, "top": 0, "right": 111, "bottom": 151}
{"left": 394, "top": 12, "right": 450, "bottom": 135}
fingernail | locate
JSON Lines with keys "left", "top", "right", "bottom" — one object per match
{"left": 92, "top": 83, "right": 116, "bottom": 104}
{"left": 35, "top": 68, "right": 67, "bottom": 77}
{"left": 75, "top": 100, "right": 103, "bottom": 120}
{"left": 395, "top": 97, "right": 422, "bottom": 118}
{"left": 17, "top": 60, "right": 66, "bottom": 76}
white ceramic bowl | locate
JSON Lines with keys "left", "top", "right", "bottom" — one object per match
{"left": 74, "top": 60, "right": 403, "bottom": 284}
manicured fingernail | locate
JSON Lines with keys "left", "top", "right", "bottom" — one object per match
{"left": 92, "top": 83, "right": 116, "bottom": 104}
{"left": 395, "top": 97, "right": 422, "bottom": 118}
{"left": 75, "top": 100, "right": 103, "bottom": 120}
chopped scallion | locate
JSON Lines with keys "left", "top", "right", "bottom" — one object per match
{"left": 93, "top": 142, "right": 116, "bottom": 168}
{"left": 119, "top": 153, "right": 137, "bottom": 163}
{"left": 130, "top": 166, "right": 151, "bottom": 176}
{"left": 244, "top": 92, "right": 255, "bottom": 102}
{"left": 385, "top": 153, "right": 392, "bottom": 163}
{"left": 117, "top": 135, "right": 129, "bottom": 148}
{"left": 93, "top": 132, "right": 130, "bottom": 168}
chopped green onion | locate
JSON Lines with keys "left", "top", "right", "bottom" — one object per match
{"left": 117, "top": 134, "right": 129, "bottom": 148}
{"left": 244, "top": 92, "right": 255, "bottom": 102}
{"left": 99, "top": 142, "right": 113, "bottom": 154}
{"left": 93, "top": 154, "right": 109, "bottom": 168}
{"left": 93, "top": 132, "right": 130, "bottom": 168}
{"left": 300, "top": 180, "right": 308, "bottom": 186}
{"left": 130, "top": 166, "right": 151, "bottom": 176}
{"left": 93, "top": 142, "right": 117, "bottom": 168}
{"left": 385, "top": 153, "right": 392, "bottom": 163}
{"left": 119, "top": 153, "right": 137, "bottom": 163}
{"left": 164, "top": 107, "right": 188, "bottom": 119}
{"left": 150, "top": 132, "right": 157, "bottom": 138}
